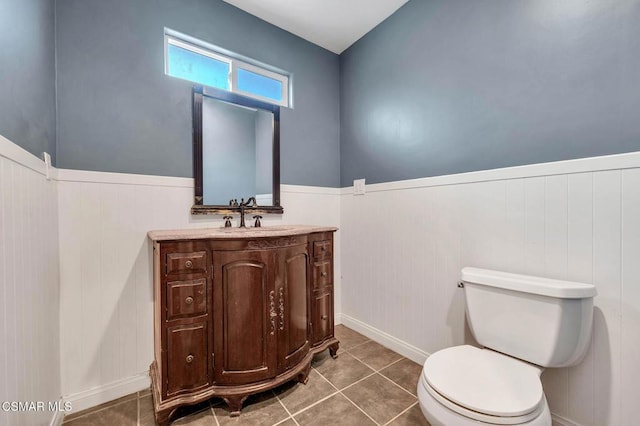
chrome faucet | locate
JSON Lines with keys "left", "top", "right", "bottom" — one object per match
{"left": 238, "top": 197, "right": 257, "bottom": 228}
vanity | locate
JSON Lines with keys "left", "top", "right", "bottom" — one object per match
{"left": 148, "top": 225, "right": 339, "bottom": 425}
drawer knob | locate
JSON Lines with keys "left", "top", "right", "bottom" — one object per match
{"left": 321, "top": 247, "right": 326, "bottom": 251}
{"left": 321, "top": 272, "right": 328, "bottom": 277}
{"left": 186, "top": 354, "right": 194, "bottom": 364}
{"left": 321, "top": 315, "right": 328, "bottom": 320}
{"left": 185, "top": 260, "right": 193, "bottom": 269}
{"left": 185, "top": 296, "right": 194, "bottom": 305}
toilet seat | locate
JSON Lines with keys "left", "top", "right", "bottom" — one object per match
{"left": 422, "top": 345, "right": 545, "bottom": 424}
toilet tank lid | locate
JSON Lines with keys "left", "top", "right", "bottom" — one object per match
{"left": 461, "top": 267, "right": 597, "bottom": 299}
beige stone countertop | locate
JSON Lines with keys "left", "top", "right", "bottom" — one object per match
{"left": 148, "top": 225, "right": 338, "bottom": 241}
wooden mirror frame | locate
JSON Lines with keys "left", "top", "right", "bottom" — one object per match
{"left": 191, "top": 85, "right": 283, "bottom": 215}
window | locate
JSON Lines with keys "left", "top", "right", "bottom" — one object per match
{"left": 165, "top": 30, "right": 290, "bottom": 107}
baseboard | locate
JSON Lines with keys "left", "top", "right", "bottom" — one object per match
{"left": 62, "top": 372, "right": 150, "bottom": 414}
{"left": 49, "top": 407, "right": 65, "bottom": 426}
{"left": 340, "top": 314, "right": 429, "bottom": 365}
{"left": 334, "top": 312, "right": 342, "bottom": 325}
{"left": 551, "top": 413, "right": 582, "bottom": 426}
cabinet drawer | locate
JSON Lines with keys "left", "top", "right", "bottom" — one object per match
{"left": 312, "top": 261, "right": 332, "bottom": 289}
{"left": 166, "top": 322, "right": 209, "bottom": 395}
{"left": 312, "top": 290, "right": 333, "bottom": 345}
{"left": 312, "top": 240, "right": 332, "bottom": 259}
{"left": 167, "top": 279, "right": 207, "bottom": 320}
{"left": 166, "top": 251, "right": 207, "bottom": 275}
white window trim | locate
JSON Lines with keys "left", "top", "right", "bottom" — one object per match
{"left": 164, "top": 30, "right": 290, "bottom": 107}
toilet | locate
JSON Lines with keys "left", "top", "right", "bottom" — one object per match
{"left": 418, "top": 267, "right": 596, "bottom": 426}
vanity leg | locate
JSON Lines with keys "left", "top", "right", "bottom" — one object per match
{"left": 329, "top": 342, "right": 339, "bottom": 359}
{"left": 155, "top": 408, "right": 176, "bottom": 426}
{"left": 223, "top": 395, "right": 248, "bottom": 417}
{"left": 296, "top": 362, "right": 312, "bottom": 385}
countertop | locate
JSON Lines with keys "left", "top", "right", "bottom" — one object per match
{"left": 147, "top": 225, "right": 337, "bottom": 241}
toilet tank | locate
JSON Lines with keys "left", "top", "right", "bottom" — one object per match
{"left": 461, "top": 267, "right": 597, "bottom": 368}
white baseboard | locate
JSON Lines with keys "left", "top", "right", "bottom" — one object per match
{"left": 49, "top": 407, "right": 65, "bottom": 426}
{"left": 334, "top": 312, "right": 342, "bottom": 325}
{"left": 551, "top": 413, "right": 582, "bottom": 426}
{"left": 340, "top": 314, "right": 429, "bottom": 365}
{"left": 63, "top": 372, "right": 150, "bottom": 414}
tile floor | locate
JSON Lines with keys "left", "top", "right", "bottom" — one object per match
{"left": 62, "top": 325, "right": 430, "bottom": 426}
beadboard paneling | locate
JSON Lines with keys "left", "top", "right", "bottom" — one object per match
{"left": 0, "top": 141, "right": 61, "bottom": 426}
{"left": 341, "top": 159, "right": 640, "bottom": 426}
{"left": 57, "top": 173, "right": 341, "bottom": 411}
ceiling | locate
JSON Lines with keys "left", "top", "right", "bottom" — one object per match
{"left": 222, "top": 0, "right": 409, "bottom": 54}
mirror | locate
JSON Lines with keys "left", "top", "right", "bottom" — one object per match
{"left": 192, "top": 86, "right": 283, "bottom": 214}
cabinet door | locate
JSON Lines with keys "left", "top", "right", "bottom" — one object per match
{"left": 166, "top": 322, "right": 209, "bottom": 396}
{"left": 311, "top": 289, "right": 334, "bottom": 346}
{"left": 212, "top": 250, "right": 277, "bottom": 385}
{"left": 277, "top": 245, "right": 311, "bottom": 371}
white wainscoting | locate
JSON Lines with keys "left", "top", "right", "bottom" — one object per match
{"left": 56, "top": 170, "right": 341, "bottom": 412}
{"left": 0, "top": 135, "right": 61, "bottom": 426}
{"left": 340, "top": 152, "right": 640, "bottom": 426}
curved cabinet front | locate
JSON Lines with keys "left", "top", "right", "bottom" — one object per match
{"left": 149, "top": 230, "right": 339, "bottom": 426}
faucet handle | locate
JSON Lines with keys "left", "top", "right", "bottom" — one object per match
{"left": 253, "top": 215, "right": 263, "bottom": 228}
{"left": 223, "top": 216, "right": 233, "bottom": 228}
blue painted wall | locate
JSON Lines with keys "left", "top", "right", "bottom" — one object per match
{"left": 0, "top": 0, "right": 56, "bottom": 162}
{"left": 55, "top": 0, "right": 341, "bottom": 187}
{"left": 340, "top": 0, "right": 640, "bottom": 186}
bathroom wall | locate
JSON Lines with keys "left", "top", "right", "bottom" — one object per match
{"left": 340, "top": 152, "right": 640, "bottom": 426}
{"left": 55, "top": 0, "right": 341, "bottom": 187}
{"left": 57, "top": 170, "right": 341, "bottom": 411}
{"left": 0, "top": 0, "right": 56, "bottom": 163}
{"left": 340, "top": 0, "right": 640, "bottom": 186}
{"left": 0, "top": 136, "right": 62, "bottom": 426}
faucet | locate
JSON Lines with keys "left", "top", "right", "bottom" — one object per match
{"left": 238, "top": 197, "right": 257, "bottom": 228}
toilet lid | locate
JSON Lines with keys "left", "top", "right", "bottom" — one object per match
{"left": 423, "top": 345, "right": 543, "bottom": 418}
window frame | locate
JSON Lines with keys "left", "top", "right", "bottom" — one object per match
{"left": 164, "top": 30, "right": 290, "bottom": 108}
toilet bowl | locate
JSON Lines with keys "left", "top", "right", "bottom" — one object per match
{"left": 418, "top": 268, "right": 596, "bottom": 426}
{"left": 418, "top": 345, "right": 550, "bottom": 425}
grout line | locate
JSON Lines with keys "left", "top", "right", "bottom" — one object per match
{"left": 287, "top": 389, "right": 341, "bottom": 418}
{"left": 210, "top": 399, "right": 220, "bottom": 426}
{"left": 342, "top": 338, "right": 371, "bottom": 353}
{"left": 339, "top": 391, "right": 381, "bottom": 426}
{"left": 333, "top": 371, "right": 377, "bottom": 393}
{"left": 377, "top": 370, "right": 418, "bottom": 398}
{"left": 376, "top": 357, "right": 404, "bottom": 372}
{"left": 383, "top": 401, "right": 418, "bottom": 426}
{"left": 272, "top": 390, "right": 300, "bottom": 426}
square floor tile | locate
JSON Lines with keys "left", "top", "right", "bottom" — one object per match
{"left": 63, "top": 399, "right": 138, "bottom": 426}
{"left": 313, "top": 352, "right": 374, "bottom": 390}
{"left": 334, "top": 325, "right": 370, "bottom": 351}
{"left": 347, "top": 340, "right": 403, "bottom": 371}
{"left": 213, "top": 391, "right": 289, "bottom": 426}
{"left": 380, "top": 357, "right": 423, "bottom": 396}
{"left": 387, "top": 403, "right": 430, "bottom": 425}
{"left": 274, "top": 370, "right": 337, "bottom": 414}
{"left": 342, "top": 374, "right": 416, "bottom": 425}
{"left": 294, "top": 393, "right": 375, "bottom": 426}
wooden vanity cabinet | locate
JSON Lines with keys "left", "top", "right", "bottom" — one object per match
{"left": 149, "top": 227, "right": 338, "bottom": 426}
